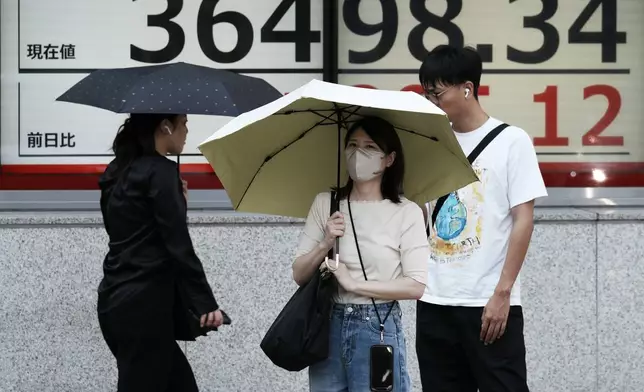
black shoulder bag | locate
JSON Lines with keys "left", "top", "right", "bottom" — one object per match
{"left": 260, "top": 191, "right": 339, "bottom": 371}
{"left": 346, "top": 194, "right": 397, "bottom": 391}
{"left": 426, "top": 123, "right": 509, "bottom": 237}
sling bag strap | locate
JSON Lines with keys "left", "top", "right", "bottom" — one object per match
{"left": 427, "top": 123, "right": 510, "bottom": 236}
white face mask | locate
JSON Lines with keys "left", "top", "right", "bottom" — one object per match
{"left": 345, "top": 147, "right": 385, "bottom": 182}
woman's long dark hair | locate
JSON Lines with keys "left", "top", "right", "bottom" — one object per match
{"left": 334, "top": 116, "right": 405, "bottom": 203}
{"left": 111, "top": 113, "right": 178, "bottom": 168}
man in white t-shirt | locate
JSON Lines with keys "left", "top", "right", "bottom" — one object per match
{"left": 415, "top": 45, "right": 547, "bottom": 392}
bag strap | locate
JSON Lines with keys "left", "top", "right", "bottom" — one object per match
{"left": 346, "top": 194, "right": 395, "bottom": 342}
{"left": 426, "top": 123, "right": 509, "bottom": 236}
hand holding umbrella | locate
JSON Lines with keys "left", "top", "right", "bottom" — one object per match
{"left": 321, "top": 211, "right": 345, "bottom": 271}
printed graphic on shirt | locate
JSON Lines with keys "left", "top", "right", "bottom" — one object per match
{"left": 430, "top": 164, "right": 486, "bottom": 264}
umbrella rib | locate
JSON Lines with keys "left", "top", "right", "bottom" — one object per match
{"left": 307, "top": 104, "right": 362, "bottom": 126}
{"left": 344, "top": 105, "right": 362, "bottom": 116}
{"left": 308, "top": 109, "right": 342, "bottom": 124}
{"left": 334, "top": 104, "right": 348, "bottom": 130}
{"left": 281, "top": 105, "right": 439, "bottom": 142}
{"left": 304, "top": 105, "right": 360, "bottom": 128}
{"left": 233, "top": 111, "right": 337, "bottom": 210}
{"left": 274, "top": 105, "right": 358, "bottom": 116}
{"left": 298, "top": 103, "right": 362, "bottom": 125}
{"left": 309, "top": 106, "right": 439, "bottom": 143}
{"left": 335, "top": 105, "right": 440, "bottom": 143}
{"left": 393, "top": 126, "right": 439, "bottom": 141}
{"left": 333, "top": 104, "right": 363, "bottom": 134}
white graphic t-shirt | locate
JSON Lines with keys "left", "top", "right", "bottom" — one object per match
{"left": 420, "top": 117, "right": 547, "bottom": 307}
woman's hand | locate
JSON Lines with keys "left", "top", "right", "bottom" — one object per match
{"left": 200, "top": 309, "right": 223, "bottom": 328}
{"left": 327, "top": 262, "right": 357, "bottom": 292}
{"left": 181, "top": 179, "right": 188, "bottom": 201}
{"left": 322, "top": 211, "right": 345, "bottom": 249}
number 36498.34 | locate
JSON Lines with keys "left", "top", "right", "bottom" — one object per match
{"left": 132, "top": 0, "right": 627, "bottom": 66}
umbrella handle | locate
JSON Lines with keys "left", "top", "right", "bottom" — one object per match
{"left": 324, "top": 253, "right": 340, "bottom": 271}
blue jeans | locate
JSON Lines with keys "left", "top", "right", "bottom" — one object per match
{"left": 309, "top": 302, "right": 411, "bottom": 392}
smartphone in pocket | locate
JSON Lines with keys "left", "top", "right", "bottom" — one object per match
{"left": 370, "top": 344, "right": 394, "bottom": 391}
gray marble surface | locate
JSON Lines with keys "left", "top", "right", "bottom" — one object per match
{"left": 0, "top": 227, "right": 115, "bottom": 392}
{"left": 522, "top": 223, "right": 598, "bottom": 392}
{"left": 597, "top": 223, "right": 644, "bottom": 392}
{"left": 592, "top": 208, "right": 644, "bottom": 221}
{"left": 3, "top": 206, "right": 642, "bottom": 227}
{"left": 1, "top": 209, "right": 643, "bottom": 391}
{"left": 0, "top": 211, "right": 303, "bottom": 226}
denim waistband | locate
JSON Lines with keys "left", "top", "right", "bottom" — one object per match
{"left": 331, "top": 301, "right": 401, "bottom": 319}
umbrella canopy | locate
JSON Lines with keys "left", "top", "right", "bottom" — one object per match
{"left": 56, "top": 62, "right": 282, "bottom": 115}
{"left": 199, "top": 79, "right": 478, "bottom": 218}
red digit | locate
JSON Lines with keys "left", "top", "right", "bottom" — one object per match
{"left": 353, "top": 84, "right": 377, "bottom": 89}
{"left": 533, "top": 86, "right": 569, "bottom": 146}
{"left": 581, "top": 85, "right": 623, "bottom": 146}
{"left": 401, "top": 84, "right": 423, "bottom": 94}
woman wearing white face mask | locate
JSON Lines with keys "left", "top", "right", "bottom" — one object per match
{"left": 292, "top": 116, "right": 429, "bottom": 392}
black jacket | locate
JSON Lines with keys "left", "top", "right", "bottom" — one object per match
{"left": 97, "top": 154, "right": 218, "bottom": 341}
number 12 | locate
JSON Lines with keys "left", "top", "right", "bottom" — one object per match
{"left": 533, "top": 85, "right": 623, "bottom": 147}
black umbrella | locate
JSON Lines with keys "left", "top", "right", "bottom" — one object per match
{"left": 56, "top": 62, "right": 282, "bottom": 116}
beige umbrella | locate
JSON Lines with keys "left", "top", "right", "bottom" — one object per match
{"left": 198, "top": 79, "right": 477, "bottom": 218}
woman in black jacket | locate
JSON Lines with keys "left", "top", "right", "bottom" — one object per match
{"left": 97, "top": 113, "right": 222, "bottom": 391}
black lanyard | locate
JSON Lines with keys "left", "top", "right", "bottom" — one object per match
{"left": 346, "top": 194, "right": 395, "bottom": 343}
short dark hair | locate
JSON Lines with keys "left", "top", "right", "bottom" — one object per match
{"left": 419, "top": 45, "right": 483, "bottom": 99}
{"left": 334, "top": 116, "right": 405, "bottom": 203}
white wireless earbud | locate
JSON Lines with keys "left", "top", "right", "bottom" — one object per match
{"left": 465, "top": 88, "right": 470, "bottom": 98}
{"left": 164, "top": 126, "right": 173, "bottom": 135}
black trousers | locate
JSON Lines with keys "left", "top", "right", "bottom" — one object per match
{"left": 98, "top": 312, "right": 199, "bottom": 392}
{"left": 415, "top": 301, "right": 529, "bottom": 392}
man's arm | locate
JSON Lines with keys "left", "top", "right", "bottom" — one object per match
{"left": 495, "top": 200, "right": 535, "bottom": 296}
{"left": 496, "top": 128, "right": 546, "bottom": 295}
{"left": 480, "top": 128, "right": 546, "bottom": 345}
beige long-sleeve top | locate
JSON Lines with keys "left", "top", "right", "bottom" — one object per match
{"left": 295, "top": 191, "right": 429, "bottom": 304}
